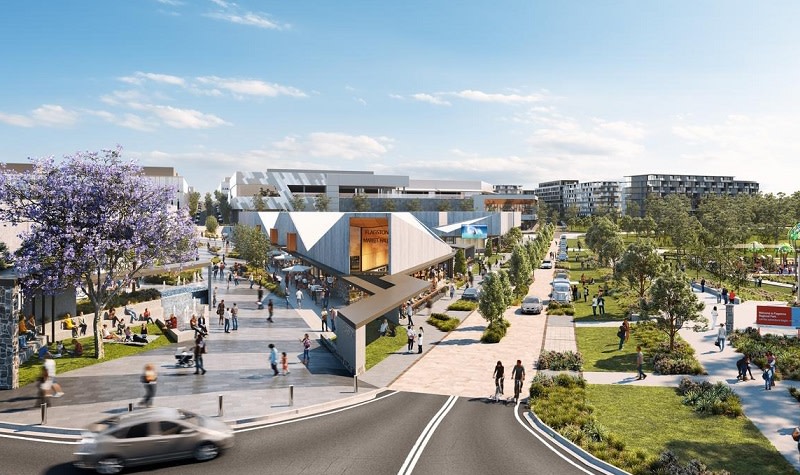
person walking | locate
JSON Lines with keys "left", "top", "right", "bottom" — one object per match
{"left": 736, "top": 355, "right": 753, "bottom": 381}
{"left": 268, "top": 344, "right": 279, "bottom": 376}
{"left": 716, "top": 323, "right": 726, "bottom": 351}
{"left": 617, "top": 324, "right": 626, "bottom": 351}
{"left": 598, "top": 295, "right": 606, "bottom": 315}
{"left": 194, "top": 334, "right": 207, "bottom": 375}
{"left": 765, "top": 351, "right": 776, "bottom": 390}
{"left": 711, "top": 306, "right": 719, "bottom": 328}
{"left": 281, "top": 351, "right": 290, "bottom": 375}
{"left": 285, "top": 293, "right": 290, "bottom": 309}
{"left": 622, "top": 318, "right": 630, "bottom": 342}
{"left": 231, "top": 303, "right": 239, "bottom": 331}
{"left": 217, "top": 300, "right": 225, "bottom": 326}
{"left": 700, "top": 278, "right": 706, "bottom": 293}
{"left": 249, "top": 274, "right": 255, "bottom": 289}
{"left": 406, "top": 302, "right": 414, "bottom": 326}
{"left": 267, "top": 299, "right": 274, "bottom": 322}
{"left": 635, "top": 346, "right": 646, "bottom": 380}
{"left": 301, "top": 333, "right": 311, "bottom": 365}
{"left": 227, "top": 271, "right": 232, "bottom": 290}
{"left": 140, "top": 363, "right": 157, "bottom": 407}
{"left": 223, "top": 307, "right": 231, "bottom": 333}
{"left": 257, "top": 287, "right": 264, "bottom": 309}
{"left": 591, "top": 296, "right": 598, "bottom": 316}
{"left": 213, "top": 287, "right": 218, "bottom": 308}
{"left": 295, "top": 289, "right": 303, "bottom": 309}
{"left": 583, "top": 286, "right": 589, "bottom": 303}
{"left": 417, "top": 327, "right": 424, "bottom": 354}
{"left": 449, "top": 283, "right": 455, "bottom": 299}
{"left": 406, "top": 325, "right": 415, "bottom": 353}
{"left": 322, "top": 310, "right": 329, "bottom": 332}
{"left": 329, "top": 308, "right": 337, "bottom": 332}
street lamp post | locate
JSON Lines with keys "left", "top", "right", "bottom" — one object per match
{"left": 790, "top": 223, "right": 800, "bottom": 305}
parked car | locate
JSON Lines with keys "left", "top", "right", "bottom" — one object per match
{"left": 554, "top": 271, "right": 569, "bottom": 281}
{"left": 521, "top": 296, "right": 543, "bottom": 315}
{"left": 462, "top": 288, "right": 480, "bottom": 301}
{"left": 541, "top": 260, "right": 553, "bottom": 269}
{"left": 74, "top": 407, "right": 234, "bottom": 474}
{"left": 551, "top": 282, "right": 572, "bottom": 303}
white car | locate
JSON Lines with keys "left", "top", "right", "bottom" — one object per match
{"left": 541, "top": 260, "right": 553, "bottom": 269}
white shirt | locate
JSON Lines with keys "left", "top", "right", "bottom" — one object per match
{"left": 44, "top": 358, "right": 56, "bottom": 378}
{"left": 717, "top": 326, "right": 726, "bottom": 339}
{"left": 296, "top": 290, "right": 303, "bottom": 300}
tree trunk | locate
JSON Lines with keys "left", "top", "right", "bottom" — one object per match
{"left": 93, "top": 305, "right": 105, "bottom": 359}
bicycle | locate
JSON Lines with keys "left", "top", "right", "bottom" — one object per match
{"left": 491, "top": 377, "right": 504, "bottom": 403}
{"left": 513, "top": 378, "right": 524, "bottom": 404}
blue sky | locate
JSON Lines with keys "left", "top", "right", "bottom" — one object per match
{"left": 1, "top": 0, "right": 799, "bottom": 193}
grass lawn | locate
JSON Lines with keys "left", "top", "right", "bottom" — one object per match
{"left": 576, "top": 327, "right": 651, "bottom": 372}
{"left": 587, "top": 385, "right": 795, "bottom": 475}
{"left": 365, "top": 330, "right": 408, "bottom": 370}
{"left": 19, "top": 323, "right": 169, "bottom": 387}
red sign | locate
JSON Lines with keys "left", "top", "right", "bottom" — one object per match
{"left": 756, "top": 305, "right": 792, "bottom": 326}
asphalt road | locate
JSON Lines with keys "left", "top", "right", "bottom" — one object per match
{"left": 1, "top": 391, "right": 606, "bottom": 475}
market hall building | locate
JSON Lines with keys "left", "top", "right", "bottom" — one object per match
{"left": 238, "top": 211, "right": 502, "bottom": 374}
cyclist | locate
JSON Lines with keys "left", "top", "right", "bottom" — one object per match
{"left": 511, "top": 359, "right": 526, "bottom": 403}
{"left": 492, "top": 361, "right": 504, "bottom": 401}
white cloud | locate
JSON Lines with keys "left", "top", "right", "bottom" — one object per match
{"left": 156, "top": 0, "right": 184, "bottom": 5}
{"left": 195, "top": 76, "right": 306, "bottom": 98}
{"left": 271, "top": 132, "right": 392, "bottom": 159}
{"left": 204, "top": 11, "right": 288, "bottom": 30}
{"left": 389, "top": 94, "right": 405, "bottom": 100}
{"left": 449, "top": 89, "right": 545, "bottom": 104}
{"left": 128, "top": 103, "right": 230, "bottom": 129}
{"left": 119, "top": 72, "right": 185, "bottom": 87}
{"left": 0, "top": 104, "right": 78, "bottom": 128}
{"left": 410, "top": 93, "right": 451, "bottom": 106}
{"left": 354, "top": 97, "right": 367, "bottom": 106}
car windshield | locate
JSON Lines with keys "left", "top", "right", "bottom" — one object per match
{"left": 88, "top": 416, "right": 121, "bottom": 434}
{"left": 523, "top": 297, "right": 539, "bottom": 304}
{"left": 178, "top": 409, "right": 203, "bottom": 427}
{"left": 553, "top": 284, "right": 570, "bottom": 292}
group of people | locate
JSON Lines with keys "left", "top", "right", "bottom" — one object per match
{"left": 492, "top": 360, "right": 527, "bottom": 403}
{"left": 591, "top": 293, "right": 607, "bottom": 316}
{"left": 405, "top": 325, "right": 424, "bottom": 354}
{"left": 215, "top": 300, "right": 239, "bottom": 333}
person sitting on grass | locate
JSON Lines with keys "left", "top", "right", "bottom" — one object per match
{"left": 70, "top": 339, "right": 84, "bottom": 357}
{"left": 101, "top": 324, "right": 121, "bottom": 341}
{"left": 140, "top": 322, "right": 148, "bottom": 337}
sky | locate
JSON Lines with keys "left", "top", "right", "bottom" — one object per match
{"left": 1, "top": 1, "right": 799, "bottom": 194}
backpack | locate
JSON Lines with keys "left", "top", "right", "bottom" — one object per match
{"left": 303, "top": 339, "right": 311, "bottom": 349}
{"left": 617, "top": 328, "right": 624, "bottom": 338}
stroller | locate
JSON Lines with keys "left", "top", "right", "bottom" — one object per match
{"left": 174, "top": 347, "right": 194, "bottom": 368}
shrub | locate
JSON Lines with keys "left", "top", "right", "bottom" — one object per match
{"left": 678, "top": 377, "right": 743, "bottom": 417}
{"left": 729, "top": 328, "right": 800, "bottom": 380}
{"left": 430, "top": 312, "right": 449, "bottom": 321}
{"left": 790, "top": 386, "right": 800, "bottom": 403}
{"left": 447, "top": 300, "right": 478, "bottom": 311}
{"left": 632, "top": 322, "right": 704, "bottom": 375}
{"left": 649, "top": 450, "right": 731, "bottom": 475}
{"left": 142, "top": 269, "right": 200, "bottom": 286}
{"left": 537, "top": 350, "right": 584, "bottom": 371}
{"left": 76, "top": 288, "right": 162, "bottom": 315}
{"left": 427, "top": 314, "right": 460, "bottom": 332}
{"left": 480, "top": 319, "right": 510, "bottom": 343}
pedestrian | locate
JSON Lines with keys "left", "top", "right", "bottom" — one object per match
{"left": 622, "top": 318, "right": 630, "bottom": 342}
{"left": 406, "top": 325, "right": 415, "bottom": 353}
{"left": 417, "top": 326, "right": 424, "bottom": 354}
{"left": 330, "top": 308, "right": 337, "bottom": 332}
{"left": 716, "top": 323, "right": 726, "bottom": 351}
{"left": 583, "top": 286, "right": 589, "bottom": 303}
{"left": 765, "top": 351, "right": 776, "bottom": 390}
{"left": 212, "top": 287, "right": 218, "bottom": 308}
{"left": 223, "top": 307, "right": 231, "bottom": 333}
{"left": 406, "top": 302, "right": 414, "bottom": 326}
{"left": 322, "top": 310, "right": 329, "bottom": 332}
{"left": 301, "top": 333, "right": 311, "bottom": 365}
{"left": 233, "top": 273, "right": 240, "bottom": 286}
{"left": 379, "top": 318, "right": 388, "bottom": 337}
{"left": 257, "top": 286, "right": 264, "bottom": 309}
{"left": 140, "top": 363, "right": 157, "bottom": 407}
{"left": 281, "top": 351, "right": 290, "bottom": 375}
{"left": 227, "top": 271, "right": 232, "bottom": 290}
{"left": 591, "top": 296, "right": 598, "bottom": 316}
{"left": 249, "top": 274, "right": 255, "bottom": 289}
{"left": 511, "top": 360, "right": 526, "bottom": 403}
{"left": 295, "top": 289, "right": 303, "bottom": 309}
{"left": 598, "top": 295, "right": 605, "bottom": 315}
{"left": 736, "top": 355, "right": 753, "bottom": 381}
{"left": 285, "top": 293, "right": 290, "bottom": 309}
{"left": 711, "top": 306, "right": 719, "bottom": 328}
{"left": 493, "top": 361, "right": 505, "bottom": 396}
{"left": 450, "top": 283, "right": 455, "bottom": 299}
{"left": 721, "top": 287, "right": 729, "bottom": 304}
{"left": 268, "top": 299, "right": 274, "bottom": 322}
{"left": 617, "top": 324, "right": 626, "bottom": 350}
{"left": 700, "top": 278, "right": 706, "bottom": 293}
{"left": 635, "top": 346, "right": 647, "bottom": 380}
{"left": 194, "top": 334, "right": 207, "bottom": 375}
{"left": 426, "top": 299, "right": 433, "bottom": 316}
{"left": 269, "top": 343, "right": 279, "bottom": 376}
{"left": 217, "top": 300, "right": 225, "bottom": 325}
{"left": 231, "top": 303, "right": 238, "bottom": 331}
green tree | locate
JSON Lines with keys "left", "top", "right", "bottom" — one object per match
{"left": 564, "top": 205, "right": 580, "bottom": 229}
{"left": 696, "top": 195, "right": 751, "bottom": 284}
{"left": 648, "top": 272, "right": 705, "bottom": 351}
{"left": 381, "top": 199, "right": 397, "bottom": 212}
{"left": 585, "top": 217, "right": 624, "bottom": 269}
{"left": 213, "top": 190, "right": 231, "bottom": 223}
{"left": 252, "top": 193, "right": 267, "bottom": 211}
{"left": 204, "top": 192, "right": 214, "bottom": 217}
{"left": 454, "top": 249, "right": 467, "bottom": 275}
{"left": 0, "top": 242, "right": 12, "bottom": 270}
{"left": 503, "top": 227, "right": 523, "bottom": 250}
{"left": 406, "top": 199, "right": 422, "bottom": 211}
{"left": 187, "top": 190, "right": 201, "bottom": 216}
{"left": 205, "top": 215, "right": 219, "bottom": 235}
{"left": 352, "top": 193, "right": 370, "bottom": 212}
{"left": 485, "top": 240, "right": 494, "bottom": 257}
{"left": 314, "top": 193, "right": 330, "bottom": 212}
{"left": 478, "top": 273, "right": 507, "bottom": 326}
{"left": 619, "top": 215, "right": 634, "bottom": 233}
{"left": 460, "top": 198, "right": 474, "bottom": 211}
{"left": 497, "top": 270, "right": 513, "bottom": 308}
{"left": 617, "top": 240, "right": 666, "bottom": 303}
{"left": 437, "top": 200, "right": 451, "bottom": 212}
{"left": 231, "top": 224, "right": 270, "bottom": 268}
{"left": 290, "top": 194, "right": 306, "bottom": 211}
{"left": 508, "top": 245, "right": 532, "bottom": 296}
{"left": 752, "top": 193, "right": 790, "bottom": 244}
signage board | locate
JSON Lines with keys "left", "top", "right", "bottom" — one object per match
{"left": 461, "top": 224, "right": 488, "bottom": 240}
{"left": 756, "top": 305, "right": 797, "bottom": 327}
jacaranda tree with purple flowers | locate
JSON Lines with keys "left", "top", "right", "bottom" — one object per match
{"left": 0, "top": 147, "right": 197, "bottom": 358}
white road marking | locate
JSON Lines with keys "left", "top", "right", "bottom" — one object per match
{"left": 397, "top": 394, "right": 459, "bottom": 475}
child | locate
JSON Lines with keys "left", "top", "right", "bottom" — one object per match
{"left": 281, "top": 351, "right": 290, "bottom": 375}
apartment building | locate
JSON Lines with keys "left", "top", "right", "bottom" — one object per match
{"left": 627, "top": 174, "right": 760, "bottom": 214}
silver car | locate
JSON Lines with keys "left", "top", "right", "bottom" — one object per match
{"left": 521, "top": 296, "right": 543, "bottom": 315}
{"left": 74, "top": 407, "right": 234, "bottom": 474}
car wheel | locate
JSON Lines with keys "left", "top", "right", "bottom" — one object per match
{"left": 96, "top": 456, "right": 124, "bottom": 474}
{"left": 194, "top": 442, "right": 219, "bottom": 461}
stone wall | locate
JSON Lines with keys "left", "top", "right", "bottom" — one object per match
{"left": 0, "top": 278, "right": 20, "bottom": 389}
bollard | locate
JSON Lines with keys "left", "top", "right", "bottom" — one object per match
{"left": 218, "top": 395, "right": 223, "bottom": 417}
{"left": 128, "top": 402, "right": 133, "bottom": 412}
{"left": 289, "top": 385, "right": 294, "bottom": 407}
{"left": 353, "top": 375, "right": 359, "bottom": 393}
{"left": 40, "top": 402, "right": 47, "bottom": 425}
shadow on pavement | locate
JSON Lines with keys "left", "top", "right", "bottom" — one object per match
{"left": 432, "top": 338, "right": 481, "bottom": 346}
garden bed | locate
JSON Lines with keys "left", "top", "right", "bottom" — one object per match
{"left": 426, "top": 313, "right": 460, "bottom": 332}
{"left": 729, "top": 328, "right": 800, "bottom": 380}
